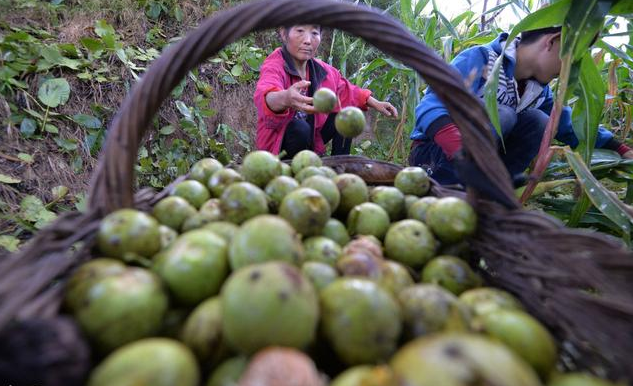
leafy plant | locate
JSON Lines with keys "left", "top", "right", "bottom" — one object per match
{"left": 0, "top": 185, "right": 76, "bottom": 252}
{"left": 209, "top": 38, "right": 267, "bottom": 85}
{"left": 1, "top": 24, "right": 107, "bottom": 156}
{"left": 138, "top": 0, "right": 184, "bottom": 21}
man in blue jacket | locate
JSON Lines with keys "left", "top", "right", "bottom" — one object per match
{"left": 409, "top": 26, "right": 633, "bottom": 185}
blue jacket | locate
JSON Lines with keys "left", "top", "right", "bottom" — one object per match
{"left": 411, "top": 33, "right": 613, "bottom": 148}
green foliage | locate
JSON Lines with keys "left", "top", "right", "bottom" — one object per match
{"left": 0, "top": 235, "right": 21, "bottom": 252}
{"left": 564, "top": 147, "right": 633, "bottom": 239}
{"left": 561, "top": 0, "right": 617, "bottom": 165}
{"left": 0, "top": 185, "right": 77, "bottom": 252}
{"left": 540, "top": 148, "right": 633, "bottom": 238}
{"left": 138, "top": 0, "right": 184, "bottom": 21}
{"left": 19, "top": 195, "right": 57, "bottom": 230}
{"left": 571, "top": 53, "right": 605, "bottom": 162}
{"left": 537, "top": 197, "right": 625, "bottom": 235}
{"left": 0, "top": 14, "right": 258, "bottom": 193}
{"left": 1, "top": 21, "right": 123, "bottom": 155}
{"left": 0, "top": 6, "right": 260, "bottom": 246}
{"left": 38, "top": 77, "right": 70, "bottom": 108}
{"left": 0, "top": 174, "right": 22, "bottom": 184}
{"left": 564, "top": 5, "right": 632, "bottom": 233}
{"left": 209, "top": 38, "right": 267, "bottom": 85}
{"left": 135, "top": 93, "right": 223, "bottom": 189}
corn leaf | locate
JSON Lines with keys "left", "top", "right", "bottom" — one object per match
{"left": 514, "top": 178, "right": 575, "bottom": 198}
{"left": 538, "top": 197, "right": 623, "bottom": 234}
{"left": 424, "top": 16, "right": 438, "bottom": 47}
{"left": 560, "top": 1, "right": 617, "bottom": 221}
{"left": 459, "top": 34, "right": 497, "bottom": 49}
{"left": 450, "top": 10, "right": 475, "bottom": 28}
{"left": 431, "top": 0, "right": 459, "bottom": 39}
{"left": 571, "top": 52, "right": 605, "bottom": 163}
{"left": 564, "top": 148, "right": 633, "bottom": 235}
{"left": 414, "top": 0, "right": 430, "bottom": 16}
{"left": 610, "top": 0, "right": 633, "bottom": 15}
{"left": 400, "top": 0, "right": 414, "bottom": 28}
{"left": 562, "top": 0, "right": 614, "bottom": 63}
{"left": 596, "top": 40, "right": 633, "bottom": 68}
{"left": 568, "top": 193, "right": 593, "bottom": 227}
{"left": 482, "top": 1, "right": 513, "bottom": 17}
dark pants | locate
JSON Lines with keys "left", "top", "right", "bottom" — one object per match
{"left": 409, "top": 106, "right": 549, "bottom": 185}
{"left": 280, "top": 113, "right": 352, "bottom": 159}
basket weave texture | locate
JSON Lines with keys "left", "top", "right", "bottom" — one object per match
{"left": 1, "top": 0, "right": 632, "bottom": 381}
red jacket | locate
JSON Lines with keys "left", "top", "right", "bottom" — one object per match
{"left": 254, "top": 47, "right": 372, "bottom": 155}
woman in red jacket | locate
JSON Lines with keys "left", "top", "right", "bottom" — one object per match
{"left": 254, "top": 24, "right": 398, "bottom": 158}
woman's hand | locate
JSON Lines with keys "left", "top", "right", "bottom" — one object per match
{"left": 265, "top": 80, "right": 315, "bottom": 114}
{"left": 284, "top": 81, "right": 316, "bottom": 114}
{"left": 367, "top": 96, "right": 398, "bottom": 118}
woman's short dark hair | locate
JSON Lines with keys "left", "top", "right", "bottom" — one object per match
{"left": 282, "top": 25, "right": 322, "bottom": 33}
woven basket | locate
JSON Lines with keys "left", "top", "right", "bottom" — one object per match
{"left": 1, "top": 0, "right": 633, "bottom": 383}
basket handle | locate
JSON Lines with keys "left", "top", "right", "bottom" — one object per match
{"left": 88, "top": 0, "right": 518, "bottom": 213}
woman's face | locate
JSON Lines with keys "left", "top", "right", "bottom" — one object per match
{"left": 281, "top": 25, "right": 321, "bottom": 63}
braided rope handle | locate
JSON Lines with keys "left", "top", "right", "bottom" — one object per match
{"left": 88, "top": 0, "right": 518, "bottom": 214}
